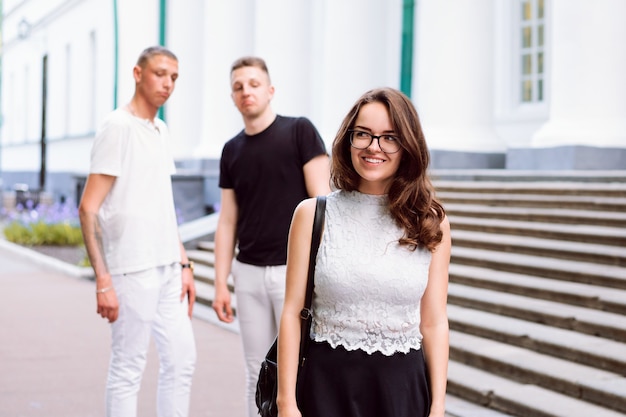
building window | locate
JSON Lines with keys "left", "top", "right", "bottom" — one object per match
{"left": 89, "top": 31, "right": 97, "bottom": 131}
{"left": 520, "top": 0, "right": 545, "bottom": 103}
{"left": 23, "top": 64, "right": 31, "bottom": 142}
{"left": 65, "top": 43, "right": 72, "bottom": 137}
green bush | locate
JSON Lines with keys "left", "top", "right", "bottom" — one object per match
{"left": 1, "top": 203, "right": 91, "bottom": 267}
{"left": 2, "top": 202, "right": 84, "bottom": 246}
{"left": 4, "top": 220, "right": 84, "bottom": 246}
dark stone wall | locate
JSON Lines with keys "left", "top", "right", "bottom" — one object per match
{"left": 430, "top": 150, "right": 506, "bottom": 169}
{"left": 1, "top": 171, "right": 207, "bottom": 223}
{"left": 0, "top": 171, "right": 79, "bottom": 205}
{"left": 506, "top": 146, "right": 626, "bottom": 170}
{"left": 428, "top": 146, "right": 626, "bottom": 170}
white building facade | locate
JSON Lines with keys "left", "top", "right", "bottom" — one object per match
{"left": 1, "top": 0, "right": 626, "bottom": 209}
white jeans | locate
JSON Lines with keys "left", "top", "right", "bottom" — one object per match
{"left": 106, "top": 263, "right": 196, "bottom": 417}
{"left": 232, "top": 260, "right": 286, "bottom": 417}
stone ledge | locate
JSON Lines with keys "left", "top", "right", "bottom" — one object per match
{"left": 0, "top": 238, "right": 93, "bottom": 280}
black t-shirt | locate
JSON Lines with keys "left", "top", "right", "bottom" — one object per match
{"left": 219, "top": 115, "right": 327, "bottom": 266}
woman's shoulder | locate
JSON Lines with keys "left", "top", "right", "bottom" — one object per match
{"left": 293, "top": 196, "right": 318, "bottom": 220}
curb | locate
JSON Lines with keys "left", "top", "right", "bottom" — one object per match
{"left": 0, "top": 238, "right": 94, "bottom": 280}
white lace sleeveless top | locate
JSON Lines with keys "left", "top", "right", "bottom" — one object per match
{"left": 311, "top": 190, "right": 432, "bottom": 355}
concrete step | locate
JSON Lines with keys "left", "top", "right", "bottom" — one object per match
{"left": 195, "top": 280, "right": 215, "bottom": 309}
{"left": 451, "top": 229, "right": 626, "bottom": 266}
{"left": 434, "top": 180, "right": 626, "bottom": 198}
{"left": 197, "top": 240, "right": 215, "bottom": 252}
{"left": 449, "top": 331, "right": 626, "bottom": 414}
{"left": 432, "top": 169, "right": 626, "bottom": 184}
{"left": 448, "top": 283, "right": 626, "bottom": 343}
{"left": 449, "top": 215, "right": 626, "bottom": 246}
{"left": 451, "top": 246, "right": 626, "bottom": 289}
{"left": 447, "top": 359, "right": 626, "bottom": 417}
{"left": 445, "top": 395, "right": 516, "bottom": 417}
{"left": 449, "top": 264, "right": 626, "bottom": 315}
{"left": 191, "top": 262, "right": 234, "bottom": 291}
{"left": 444, "top": 203, "right": 626, "bottom": 228}
{"left": 448, "top": 304, "right": 626, "bottom": 375}
{"left": 186, "top": 248, "right": 215, "bottom": 267}
{"left": 438, "top": 192, "right": 626, "bottom": 212}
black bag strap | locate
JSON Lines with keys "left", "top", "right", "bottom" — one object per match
{"left": 298, "top": 196, "right": 326, "bottom": 366}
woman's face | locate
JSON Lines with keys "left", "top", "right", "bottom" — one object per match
{"left": 350, "top": 102, "right": 403, "bottom": 195}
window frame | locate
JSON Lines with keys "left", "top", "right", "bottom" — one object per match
{"left": 518, "top": 0, "right": 546, "bottom": 104}
{"left": 494, "top": 0, "right": 550, "bottom": 124}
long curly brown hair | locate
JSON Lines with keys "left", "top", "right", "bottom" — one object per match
{"left": 331, "top": 87, "right": 445, "bottom": 252}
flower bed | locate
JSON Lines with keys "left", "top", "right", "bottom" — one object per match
{"left": 1, "top": 201, "right": 88, "bottom": 266}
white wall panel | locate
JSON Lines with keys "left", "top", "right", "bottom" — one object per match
{"left": 179, "top": 0, "right": 255, "bottom": 159}
{"left": 532, "top": 0, "right": 626, "bottom": 148}
{"left": 310, "top": 0, "right": 403, "bottom": 146}
{"left": 3, "top": 0, "right": 626, "bottom": 177}
{"left": 416, "top": 0, "right": 502, "bottom": 152}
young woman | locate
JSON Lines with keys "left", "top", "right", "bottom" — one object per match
{"left": 277, "top": 87, "right": 451, "bottom": 417}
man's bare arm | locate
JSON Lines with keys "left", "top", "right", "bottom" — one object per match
{"left": 212, "top": 188, "right": 238, "bottom": 323}
{"left": 78, "top": 173, "right": 120, "bottom": 322}
{"left": 303, "top": 154, "right": 331, "bottom": 197}
{"left": 79, "top": 174, "right": 116, "bottom": 280}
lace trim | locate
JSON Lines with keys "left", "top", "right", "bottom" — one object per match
{"left": 310, "top": 190, "right": 431, "bottom": 356}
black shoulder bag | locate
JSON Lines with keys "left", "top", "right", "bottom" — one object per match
{"left": 255, "top": 196, "right": 326, "bottom": 417}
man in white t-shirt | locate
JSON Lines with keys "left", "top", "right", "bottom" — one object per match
{"left": 79, "top": 46, "right": 196, "bottom": 417}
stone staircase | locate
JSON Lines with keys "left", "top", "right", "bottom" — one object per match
{"left": 186, "top": 173, "right": 626, "bottom": 417}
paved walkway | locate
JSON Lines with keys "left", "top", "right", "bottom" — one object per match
{"left": 0, "top": 239, "right": 508, "bottom": 417}
{"left": 0, "top": 241, "right": 246, "bottom": 417}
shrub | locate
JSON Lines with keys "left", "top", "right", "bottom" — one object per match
{"left": 2, "top": 202, "right": 84, "bottom": 246}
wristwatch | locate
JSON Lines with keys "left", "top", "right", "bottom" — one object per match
{"left": 181, "top": 261, "right": 194, "bottom": 272}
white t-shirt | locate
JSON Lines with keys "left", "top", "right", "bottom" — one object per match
{"left": 89, "top": 109, "right": 181, "bottom": 275}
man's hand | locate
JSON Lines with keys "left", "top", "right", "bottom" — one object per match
{"left": 96, "top": 280, "right": 119, "bottom": 323}
{"left": 213, "top": 283, "right": 234, "bottom": 323}
{"left": 181, "top": 268, "right": 196, "bottom": 318}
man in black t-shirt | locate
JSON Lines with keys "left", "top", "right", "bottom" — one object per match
{"left": 213, "top": 56, "right": 330, "bottom": 417}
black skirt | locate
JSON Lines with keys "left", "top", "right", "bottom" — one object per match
{"left": 298, "top": 340, "right": 431, "bottom": 417}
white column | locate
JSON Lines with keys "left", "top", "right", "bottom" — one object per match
{"left": 532, "top": 0, "right": 626, "bottom": 147}
{"left": 311, "top": 0, "right": 403, "bottom": 144}
{"left": 190, "top": 0, "right": 255, "bottom": 159}
{"left": 165, "top": 0, "right": 206, "bottom": 158}
{"left": 115, "top": 0, "right": 160, "bottom": 106}
{"left": 415, "top": 0, "right": 503, "bottom": 152}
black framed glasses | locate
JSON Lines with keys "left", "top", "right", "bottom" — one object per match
{"left": 348, "top": 130, "right": 401, "bottom": 154}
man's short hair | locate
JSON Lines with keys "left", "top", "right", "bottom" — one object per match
{"left": 136, "top": 46, "right": 178, "bottom": 68}
{"left": 231, "top": 56, "right": 270, "bottom": 81}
